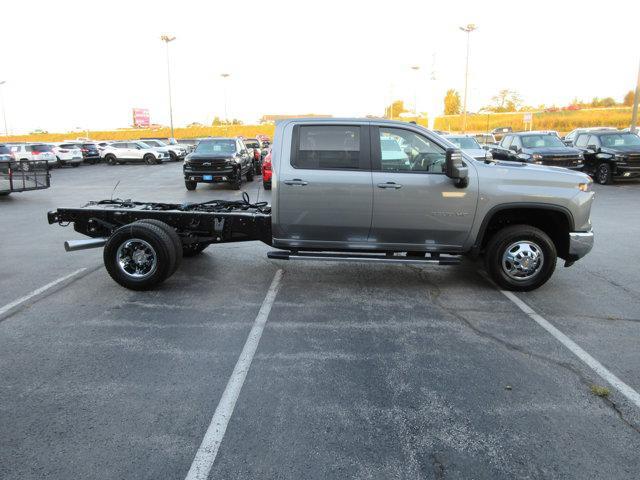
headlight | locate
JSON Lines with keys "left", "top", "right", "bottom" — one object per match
{"left": 614, "top": 155, "right": 627, "bottom": 163}
{"left": 532, "top": 154, "right": 544, "bottom": 161}
{"left": 578, "top": 180, "right": 593, "bottom": 192}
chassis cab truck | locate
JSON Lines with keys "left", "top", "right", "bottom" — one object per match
{"left": 48, "top": 119, "right": 595, "bottom": 292}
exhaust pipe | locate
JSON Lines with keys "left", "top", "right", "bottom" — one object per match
{"left": 64, "top": 238, "right": 107, "bottom": 252}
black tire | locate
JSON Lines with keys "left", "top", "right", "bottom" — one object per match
{"left": 144, "top": 154, "right": 156, "bottom": 165}
{"left": 56, "top": 157, "right": 65, "bottom": 167}
{"left": 183, "top": 242, "right": 209, "bottom": 257}
{"left": 246, "top": 167, "right": 254, "bottom": 181}
{"left": 72, "top": 163, "right": 80, "bottom": 168}
{"left": 185, "top": 180, "right": 197, "bottom": 191}
{"left": 103, "top": 223, "right": 177, "bottom": 290}
{"left": 105, "top": 154, "right": 117, "bottom": 165}
{"left": 263, "top": 181, "right": 271, "bottom": 190}
{"left": 484, "top": 224, "right": 557, "bottom": 292}
{"left": 169, "top": 151, "right": 177, "bottom": 162}
{"left": 88, "top": 159, "right": 97, "bottom": 165}
{"left": 231, "top": 177, "right": 242, "bottom": 190}
{"left": 595, "top": 162, "right": 613, "bottom": 185}
{"left": 134, "top": 219, "right": 183, "bottom": 275}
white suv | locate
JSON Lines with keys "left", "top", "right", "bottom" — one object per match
{"left": 139, "top": 139, "right": 187, "bottom": 161}
{"left": 9, "top": 143, "right": 57, "bottom": 166}
{"left": 102, "top": 141, "right": 168, "bottom": 165}
{"left": 52, "top": 143, "right": 83, "bottom": 167}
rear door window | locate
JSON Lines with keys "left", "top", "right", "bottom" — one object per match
{"left": 575, "top": 134, "right": 589, "bottom": 148}
{"left": 501, "top": 136, "right": 512, "bottom": 149}
{"left": 293, "top": 125, "right": 366, "bottom": 170}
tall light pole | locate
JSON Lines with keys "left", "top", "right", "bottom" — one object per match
{"left": 160, "top": 35, "right": 176, "bottom": 138}
{"left": 459, "top": 24, "right": 477, "bottom": 133}
{"left": 220, "top": 73, "right": 231, "bottom": 122}
{"left": 0, "top": 81, "right": 8, "bottom": 136}
{"left": 410, "top": 66, "right": 420, "bottom": 118}
{"left": 630, "top": 57, "right": 640, "bottom": 134}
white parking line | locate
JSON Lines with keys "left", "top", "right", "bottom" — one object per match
{"left": 185, "top": 269, "right": 284, "bottom": 480}
{"left": 0, "top": 268, "right": 87, "bottom": 317}
{"left": 500, "top": 288, "right": 640, "bottom": 409}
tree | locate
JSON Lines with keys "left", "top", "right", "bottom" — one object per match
{"left": 443, "top": 89, "right": 461, "bottom": 115}
{"left": 623, "top": 90, "right": 635, "bottom": 106}
{"left": 485, "top": 89, "right": 522, "bottom": 112}
{"left": 384, "top": 100, "right": 408, "bottom": 119}
{"left": 212, "top": 116, "right": 223, "bottom": 126}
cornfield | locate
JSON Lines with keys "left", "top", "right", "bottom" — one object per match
{"left": 434, "top": 107, "right": 635, "bottom": 134}
{"left": 0, "top": 124, "right": 276, "bottom": 143}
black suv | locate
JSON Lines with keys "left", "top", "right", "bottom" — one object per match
{"left": 64, "top": 142, "right": 100, "bottom": 164}
{"left": 489, "top": 132, "right": 584, "bottom": 170}
{"left": 183, "top": 137, "right": 254, "bottom": 190}
{"left": 574, "top": 130, "right": 640, "bottom": 184}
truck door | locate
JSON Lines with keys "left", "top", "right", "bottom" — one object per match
{"left": 369, "top": 125, "right": 478, "bottom": 249}
{"left": 275, "top": 123, "right": 373, "bottom": 246}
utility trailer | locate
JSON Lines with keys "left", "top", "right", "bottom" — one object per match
{"left": 47, "top": 194, "right": 457, "bottom": 291}
{"left": 0, "top": 160, "right": 50, "bottom": 196}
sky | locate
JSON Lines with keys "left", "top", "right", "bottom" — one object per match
{"left": 0, "top": 0, "right": 638, "bottom": 134}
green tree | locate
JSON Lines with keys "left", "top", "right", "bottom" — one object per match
{"left": 443, "top": 89, "right": 461, "bottom": 115}
{"left": 485, "top": 89, "right": 522, "bottom": 112}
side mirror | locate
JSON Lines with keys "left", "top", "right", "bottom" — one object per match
{"left": 587, "top": 144, "right": 598, "bottom": 152}
{"left": 509, "top": 145, "right": 518, "bottom": 153}
{"left": 445, "top": 148, "right": 468, "bottom": 187}
{"left": 241, "top": 149, "right": 248, "bottom": 155}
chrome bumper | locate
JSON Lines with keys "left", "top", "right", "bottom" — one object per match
{"left": 568, "top": 230, "right": 594, "bottom": 262}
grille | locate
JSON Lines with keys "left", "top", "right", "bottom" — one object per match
{"left": 542, "top": 155, "right": 582, "bottom": 167}
{"left": 626, "top": 154, "right": 640, "bottom": 167}
{"left": 189, "top": 159, "right": 231, "bottom": 172}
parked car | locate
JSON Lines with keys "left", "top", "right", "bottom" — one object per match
{"left": 0, "top": 144, "right": 14, "bottom": 162}
{"left": 574, "top": 130, "right": 640, "bottom": 184}
{"left": 242, "top": 138, "right": 263, "bottom": 174}
{"left": 257, "top": 137, "right": 270, "bottom": 158}
{"left": 9, "top": 143, "right": 57, "bottom": 167}
{"left": 474, "top": 133, "right": 498, "bottom": 147}
{"left": 562, "top": 127, "right": 617, "bottom": 146}
{"left": 51, "top": 143, "right": 83, "bottom": 167}
{"left": 102, "top": 141, "right": 168, "bottom": 165}
{"left": 262, "top": 148, "right": 272, "bottom": 189}
{"left": 183, "top": 137, "right": 254, "bottom": 190}
{"left": 95, "top": 141, "right": 112, "bottom": 154}
{"left": 491, "top": 126, "right": 513, "bottom": 141}
{"left": 50, "top": 118, "right": 595, "bottom": 292}
{"left": 489, "top": 132, "right": 584, "bottom": 170}
{"left": 139, "top": 139, "right": 187, "bottom": 162}
{"left": 444, "top": 135, "right": 492, "bottom": 161}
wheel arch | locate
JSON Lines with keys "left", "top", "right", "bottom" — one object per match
{"left": 474, "top": 203, "right": 574, "bottom": 260}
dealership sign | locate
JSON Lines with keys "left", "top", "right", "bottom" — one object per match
{"left": 132, "top": 108, "right": 150, "bottom": 127}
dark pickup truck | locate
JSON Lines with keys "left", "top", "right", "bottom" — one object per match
{"left": 573, "top": 130, "right": 640, "bottom": 184}
{"left": 489, "top": 132, "right": 584, "bottom": 170}
{"left": 183, "top": 137, "right": 254, "bottom": 190}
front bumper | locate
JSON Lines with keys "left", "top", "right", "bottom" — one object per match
{"left": 614, "top": 165, "right": 640, "bottom": 178}
{"left": 184, "top": 167, "right": 238, "bottom": 183}
{"left": 566, "top": 230, "right": 594, "bottom": 264}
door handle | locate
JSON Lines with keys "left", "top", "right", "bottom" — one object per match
{"left": 284, "top": 179, "right": 308, "bottom": 186}
{"left": 377, "top": 182, "right": 403, "bottom": 189}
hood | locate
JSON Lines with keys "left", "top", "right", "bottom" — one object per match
{"left": 522, "top": 147, "right": 581, "bottom": 155}
{"left": 187, "top": 153, "right": 234, "bottom": 162}
{"left": 462, "top": 148, "right": 491, "bottom": 160}
{"left": 601, "top": 145, "right": 640, "bottom": 155}
{"left": 492, "top": 158, "right": 591, "bottom": 180}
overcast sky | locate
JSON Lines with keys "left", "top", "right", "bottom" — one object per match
{"left": 1, "top": 0, "right": 638, "bottom": 134}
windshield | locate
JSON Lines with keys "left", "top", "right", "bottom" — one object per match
{"left": 143, "top": 140, "right": 162, "bottom": 147}
{"left": 600, "top": 133, "right": 640, "bottom": 147}
{"left": 31, "top": 144, "right": 53, "bottom": 152}
{"left": 0, "top": 145, "right": 11, "bottom": 154}
{"left": 521, "top": 135, "right": 565, "bottom": 148}
{"left": 195, "top": 140, "right": 236, "bottom": 155}
{"left": 447, "top": 137, "right": 481, "bottom": 150}
{"left": 136, "top": 142, "right": 152, "bottom": 149}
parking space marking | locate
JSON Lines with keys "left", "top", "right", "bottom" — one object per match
{"left": 500, "top": 288, "right": 640, "bottom": 409}
{"left": 184, "top": 269, "right": 284, "bottom": 480}
{"left": 0, "top": 268, "right": 87, "bottom": 318}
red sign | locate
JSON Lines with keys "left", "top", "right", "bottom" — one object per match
{"left": 132, "top": 108, "right": 150, "bottom": 127}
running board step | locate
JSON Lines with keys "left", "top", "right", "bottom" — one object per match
{"left": 267, "top": 251, "right": 461, "bottom": 265}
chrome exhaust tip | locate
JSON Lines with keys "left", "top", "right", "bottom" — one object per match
{"left": 64, "top": 238, "right": 107, "bottom": 252}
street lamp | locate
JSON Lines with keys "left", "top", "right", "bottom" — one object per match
{"left": 459, "top": 24, "right": 477, "bottom": 133}
{"left": 410, "top": 66, "right": 420, "bottom": 117}
{"left": 0, "top": 81, "right": 8, "bottom": 136}
{"left": 220, "top": 73, "right": 231, "bottom": 122}
{"left": 160, "top": 35, "right": 176, "bottom": 138}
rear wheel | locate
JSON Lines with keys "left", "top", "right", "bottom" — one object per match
{"left": 596, "top": 162, "right": 613, "bottom": 185}
{"left": 246, "top": 167, "right": 254, "bottom": 181}
{"left": 103, "top": 223, "right": 177, "bottom": 290}
{"left": 56, "top": 157, "right": 65, "bottom": 167}
{"left": 263, "top": 180, "right": 271, "bottom": 190}
{"left": 134, "top": 219, "right": 183, "bottom": 276}
{"left": 105, "top": 154, "right": 117, "bottom": 165}
{"left": 144, "top": 154, "right": 156, "bottom": 165}
{"left": 484, "top": 224, "right": 556, "bottom": 292}
{"left": 72, "top": 163, "right": 80, "bottom": 168}
{"left": 185, "top": 180, "right": 197, "bottom": 191}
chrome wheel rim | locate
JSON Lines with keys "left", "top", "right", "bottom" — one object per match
{"left": 501, "top": 241, "right": 544, "bottom": 281}
{"left": 116, "top": 238, "right": 158, "bottom": 279}
{"left": 597, "top": 165, "right": 608, "bottom": 184}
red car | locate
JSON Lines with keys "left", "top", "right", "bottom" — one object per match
{"left": 261, "top": 148, "right": 272, "bottom": 190}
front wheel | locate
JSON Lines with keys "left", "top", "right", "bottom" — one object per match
{"left": 105, "top": 154, "right": 117, "bottom": 165}
{"left": 231, "top": 177, "right": 242, "bottom": 190}
{"left": 263, "top": 180, "right": 271, "bottom": 190}
{"left": 595, "top": 162, "right": 613, "bottom": 185}
{"left": 246, "top": 167, "right": 254, "bottom": 181}
{"left": 185, "top": 180, "right": 197, "bottom": 191}
{"left": 484, "top": 224, "right": 556, "bottom": 292}
{"left": 144, "top": 154, "right": 156, "bottom": 165}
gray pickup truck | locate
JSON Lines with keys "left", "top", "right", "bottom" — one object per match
{"left": 48, "top": 118, "right": 595, "bottom": 292}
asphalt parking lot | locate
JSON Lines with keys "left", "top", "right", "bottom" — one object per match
{"left": 1, "top": 163, "right": 640, "bottom": 479}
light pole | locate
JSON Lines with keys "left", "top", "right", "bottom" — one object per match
{"left": 459, "top": 24, "right": 477, "bottom": 133}
{"left": 220, "top": 73, "right": 231, "bottom": 123}
{"left": 411, "top": 65, "right": 420, "bottom": 117}
{"left": 631, "top": 57, "right": 640, "bottom": 134}
{"left": 160, "top": 35, "right": 176, "bottom": 138}
{"left": 0, "top": 81, "right": 8, "bottom": 136}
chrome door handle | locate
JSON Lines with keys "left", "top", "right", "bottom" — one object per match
{"left": 377, "top": 182, "right": 403, "bottom": 189}
{"left": 284, "top": 179, "right": 308, "bottom": 186}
